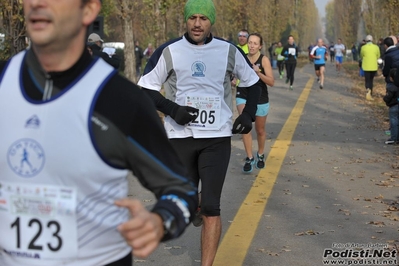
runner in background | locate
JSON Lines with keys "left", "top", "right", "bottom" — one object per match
{"left": 236, "top": 33, "right": 274, "bottom": 173}
{"left": 329, "top": 42, "right": 335, "bottom": 63}
{"left": 275, "top": 41, "right": 285, "bottom": 79}
{"left": 311, "top": 38, "right": 329, "bottom": 89}
{"left": 334, "top": 38, "right": 346, "bottom": 73}
{"left": 282, "top": 35, "right": 299, "bottom": 90}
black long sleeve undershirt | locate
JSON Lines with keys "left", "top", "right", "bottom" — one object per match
{"left": 143, "top": 88, "right": 179, "bottom": 117}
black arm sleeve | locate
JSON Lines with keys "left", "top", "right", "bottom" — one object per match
{"left": 93, "top": 76, "right": 198, "bottom": 240}
{"left": 143, "top": 88, "right": 179, "bottom": 117}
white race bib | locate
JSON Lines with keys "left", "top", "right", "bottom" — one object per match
{"left": 186, "top": 95, "right": 221, "bottom": 130}
{"left": 0, "top": 181, "right": 78, "bottom": 260}
{"left": 288, "top": 48, "right": 296, "bottom": 56}
{"left": 277, "top": 54, "right": 284, "bottom": 60}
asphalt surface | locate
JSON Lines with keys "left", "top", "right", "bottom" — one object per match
{"left": 128, "top": 62, "right": 399, "bottom": 266}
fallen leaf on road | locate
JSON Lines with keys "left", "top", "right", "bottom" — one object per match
{"left": 338, "top": 209, "right": 351, "bottom": 215}
{"left": 390, "top": 216, "right": 399, "bottom": 221}
{"left": 367, "top": 221, "right": 385, "bottom": 226}
{"left": 295, "top": 230, "right": 324, "bottom": 236}
{"left": 383, "top": 172, "right": 393, "bottom": 176}
{"left": 268, "top": 252, "right": 279, "bottom": 256}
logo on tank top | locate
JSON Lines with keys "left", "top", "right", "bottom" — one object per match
{"left": 7, "top": 139, "right": 45, "bottom": 177}
{"left": 25, "top": 115, "right": 40, "bottom": 129}
{"left": 191, "top": 61, "right": 206, "bottom": 77}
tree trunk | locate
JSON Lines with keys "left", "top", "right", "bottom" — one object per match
{"left": 115, "top": 0, "right": 135, "bottom": 82}
{"left": 122, "top": 15, "right": 135, "bottom": 82}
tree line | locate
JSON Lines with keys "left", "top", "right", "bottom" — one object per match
{"left": 324, "top": 0, "right": 399, "bottom": 47}
{"left": 104, "top": 0, "right": 322, "bottom": 52}
{"left": 1, "top": 0, "right": 321, "bottom": 81}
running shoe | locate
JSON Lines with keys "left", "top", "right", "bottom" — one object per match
{"left": 192, "top": 207, "right": 203, "bottom": 227}
{"left": 320, "top": 85, "right": 323, "bottom": 89}
{"left": 317, "top": 77, "right": 320, "bottom": 83}
{"left": 243, "top": 157, "right": 255, "bottom": 173}
{"left": 366, "top": 88, "right": 374, "bottom": 101}
{"left": 280, "top": 74, "right": 282, "bottom": 79}
{"left": 289, "top": 85, "right": 293, "bottom": 90}
{"left": 256, "top": 153, "right": 265, "bottom": 169}
{"left": 385, "top": 139, "right": 396, "bottom": 145}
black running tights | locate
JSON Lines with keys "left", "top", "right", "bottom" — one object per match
{"left": 285, "top": 62, "right": 297, "bottom": 86}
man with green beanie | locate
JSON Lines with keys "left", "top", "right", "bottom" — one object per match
{"left": 138, "top": 0, "right": 262, "bottom": 264}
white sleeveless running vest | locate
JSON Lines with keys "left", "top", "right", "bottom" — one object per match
{"left": 0, "top": 51, "right": 131, "bottom": 266}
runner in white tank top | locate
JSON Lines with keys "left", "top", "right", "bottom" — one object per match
{"left": 0, "top": 1, "right": 198, "bottom": 265}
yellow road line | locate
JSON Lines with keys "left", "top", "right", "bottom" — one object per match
{"left": 214, "top": 77, "right": 315, "bottom": 265}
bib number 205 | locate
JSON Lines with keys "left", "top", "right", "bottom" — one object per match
{"left": 191, "top": 110, "right": 216, "bottom": 125}
{"left": 11, "top": 217, "right": 62, "bottom": 252}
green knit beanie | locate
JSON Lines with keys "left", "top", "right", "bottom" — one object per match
{"left": 184, "top": 0, "right": 216, "bottom": 25}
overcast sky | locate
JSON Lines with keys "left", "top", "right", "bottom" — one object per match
{"left": 314, "top": 0, "right": 330, "bottom": 18}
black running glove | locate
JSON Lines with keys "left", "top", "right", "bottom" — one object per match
{"left": 232, "top": 112, "right": 253, "bottom": 134}
{"left": 171, "top": 105, "right": 199, "bottom": 125}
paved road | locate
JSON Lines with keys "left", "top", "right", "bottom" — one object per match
{"left": 128, "top": 62, "right": 399, "bottom": 266}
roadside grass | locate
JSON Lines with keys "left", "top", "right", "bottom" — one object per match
{"left": 342, "top": 61, "right": 389, "bottom": 131}
{"left": 296, "top": 55, "right": 309, "bottom": 69}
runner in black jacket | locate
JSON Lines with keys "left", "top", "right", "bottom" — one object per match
{"left": 281, "top": 35, "right": 299, "bottom": 90}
